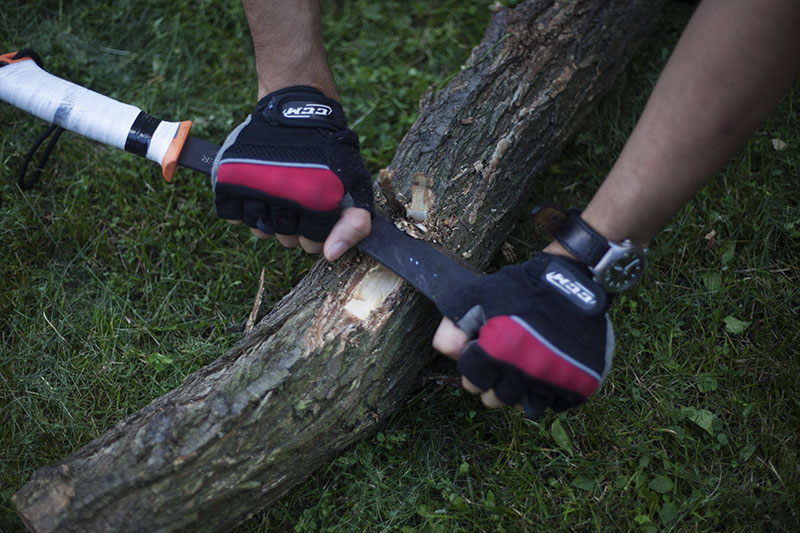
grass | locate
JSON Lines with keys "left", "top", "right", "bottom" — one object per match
{"left": 1, "top": 1, "right": 798, "bottom": 531}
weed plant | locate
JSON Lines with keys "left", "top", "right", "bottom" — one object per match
{"left": 1, "top": 1, "right": 798, "bottom": 532}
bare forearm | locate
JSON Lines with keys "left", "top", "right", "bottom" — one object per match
{"left": 241, "top": 0, "right": 338, "bottom": 100}
{"left": 578, "top": 0, "right": 800, "bottom": 247}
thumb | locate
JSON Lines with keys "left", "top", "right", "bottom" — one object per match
{"left": 323, "top": 207, "right": 372, "bottom": 261}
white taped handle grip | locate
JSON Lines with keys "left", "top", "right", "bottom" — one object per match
{"left": 0, "top": 54, "right": 190, "bottom": 181}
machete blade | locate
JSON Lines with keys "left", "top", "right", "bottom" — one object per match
{"left": 175, "top": 135, "right": 480, "bottom": 317}
{"left": 357, "top": 214, "right": 480, "bottom": 317}
{"left": 177, "top": 135, "right": 218, "bottom": 175}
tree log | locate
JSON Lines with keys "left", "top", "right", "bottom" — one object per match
{"left": 13, "top": 0, "right": 666, "bottom": 530}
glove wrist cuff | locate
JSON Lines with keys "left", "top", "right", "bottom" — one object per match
{"left": 256, "top": 86, "right": 348, "bottom": 131}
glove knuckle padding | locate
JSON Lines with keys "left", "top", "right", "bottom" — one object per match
{"left": 210, "top": 86, "right": 374, "bottom": 240}
{"left": 443, "top": 253, "right": 614, "bottom": 419}
{"left": 324, "top": 130, "right": 373, "bottom": 212}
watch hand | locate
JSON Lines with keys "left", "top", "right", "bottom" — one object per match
{"left": 624, "top": 259, "right": 642, "bottom": 273}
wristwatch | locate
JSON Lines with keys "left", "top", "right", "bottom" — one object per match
{"left": 531, "top": 203, "right": 647, "bottom": 293}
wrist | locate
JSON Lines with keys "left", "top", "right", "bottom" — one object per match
{"left": 258, "top": 77, "right": 338, "bottom": 102}
{"left": 542, "top": 240, "right": 576, "bottom": 260}
{"left": 532, "top": 204, "right": 648, "bottom": 293}
{"left": 255, "top": 49, "right": 338, "bottom": 101}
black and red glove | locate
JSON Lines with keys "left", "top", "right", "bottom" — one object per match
{"left": 211, "top": 86, "right": 373, "bottom": 242}
{"left": 439, "top": 252, "right": 614, "bottom": 419}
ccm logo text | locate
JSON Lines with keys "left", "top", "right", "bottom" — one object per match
{"left": 283, "top": 104, "right": 332, "bottom": 118}
{"left": 545, "top": 271, "right": 597, "bottom": 307}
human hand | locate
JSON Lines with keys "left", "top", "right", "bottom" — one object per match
{"left": 433, "top": 252, "right": 614, "bottom": 419}
{"left": 211, "top": 86, "right": 373, "bottom": 260}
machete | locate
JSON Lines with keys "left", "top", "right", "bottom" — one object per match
{"left": 175, "top": 135, "right": 481, "bottom": 315}
{"left": 0, "top": 50, "right": 479, "bottom": 318}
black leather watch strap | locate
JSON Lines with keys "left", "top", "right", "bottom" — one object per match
{"left": 530, "top": 203, "right": 609, "bottom": 268}
{"left": 552, "top": 210, "right": 609, "bottom": 267}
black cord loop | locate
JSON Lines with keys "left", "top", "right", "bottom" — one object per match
{"left": 7, "top": 49, "right": 67, "bottom": 190}
{"left": 17, "top": 124, "right": 65, "bottom": 190}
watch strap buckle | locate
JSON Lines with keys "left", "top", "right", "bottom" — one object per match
{"left": 530, "top": 202, "right": 570, "bottom": 233}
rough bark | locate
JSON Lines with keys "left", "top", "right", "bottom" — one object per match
{"left": 13, "top": 0, "right": 667, "bottom": 530}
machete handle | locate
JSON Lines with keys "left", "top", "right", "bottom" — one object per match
{"left": 0, "top": 50, "right": 191, "bottom": 182}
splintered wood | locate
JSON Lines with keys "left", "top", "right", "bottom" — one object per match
{"left": 378, "top": 169, "right": 435, "bottom": 224}
{"left": 378, "top": 168, "right": 443, "bottom": 242}
{"left": 378, "top": 168, "right": 407, "bottom": 219}
{"left": 407, "top": 172, "right": 435, "bottom": 222}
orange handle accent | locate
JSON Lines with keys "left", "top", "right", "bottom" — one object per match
{"left": 0, "top": 51, "right": 33, "bottom": 66}
{"left": 161, "top": 120, "right": 192, "bottom": 182}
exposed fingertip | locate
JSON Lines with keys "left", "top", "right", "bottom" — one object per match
{"left": 324, "top": 241, "right": 349, "bottom": 261}
{"left": 299, "top": 236, "right": 324, "bottom": 254}
{"left": 432, "top": 318, "right": 470, "bottom": 359}
{"left": 480, "top": 389, "right": 505, "bottom": 409}
{"left": 250, "top": 227, "right": 272, "bottom": 239}
{"left": 276, "top": 234, "right": 300, "bottom": 248}
{"left": 462, "top": 375, "right": 483, "bottom": 394}
{"left": 323, "top": 208, "right": 371, "bottom": 261}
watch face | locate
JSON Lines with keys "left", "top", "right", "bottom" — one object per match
{"left": 599, "top": 252, "right": 646, "bottom": 292}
